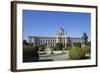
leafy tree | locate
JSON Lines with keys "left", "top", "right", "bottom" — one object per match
{"left": 50, "top": 46, "right": 56, "bottom": 50}
{"left": 82, "top": 33, "right": 88, "bottom": 45}
{"left": 39, "top": 45, "right": 45, "bottom": 51}
{"left": 29, "top": 42, "right": 33, "bottom": 46}
{"left": 23, "top": 40, "right": 28, "bottom": 45}
{"left": 87, "top": 41, "right": 91, "bottom": 46}
{"left": 66, "top": 43, "right": 71, "bottom": 48}
{"left": 55, "top": 43, "right": 63, "bottom": 50}
{"left": 73, "top": 42, "right": 81, "bottom": 48}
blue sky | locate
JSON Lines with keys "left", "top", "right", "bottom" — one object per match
{"left": 23, "top": 10, "right": 91, "bottom": 41}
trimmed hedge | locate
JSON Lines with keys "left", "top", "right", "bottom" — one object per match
{"left": 69, "top": 47, "right": 85, "bottom": 60}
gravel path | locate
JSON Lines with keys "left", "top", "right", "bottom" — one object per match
{"left": 39, "top": 51, "right": 70, "bottom": 61}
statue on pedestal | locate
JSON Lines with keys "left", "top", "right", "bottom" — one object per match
{"left": 46, "top": 41, "right": 53, "bottom": 54}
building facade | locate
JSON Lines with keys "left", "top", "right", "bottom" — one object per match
{"left": 28, "top": 27, "right": 85, "bottom": 47}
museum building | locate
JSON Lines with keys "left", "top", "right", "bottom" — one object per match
{"left": 28, "top": 27, "right": 85, "bottom": 47}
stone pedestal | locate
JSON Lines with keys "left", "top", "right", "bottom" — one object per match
{"left": 46, "top": 47, "right": 51, "bottom": 54}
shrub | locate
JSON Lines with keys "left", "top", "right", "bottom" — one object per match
{"left": 69, "top": 47, "right": 85, "bottom": 60}
{"left": 23, "top": 45, "right": 35, "bottom": 49}
{"left": 73, "top": 42, "right": 81, "bottom": 48}
{"left": 39, "top": 46, "right": 45, "bottom": 51}
{"left": 55, "top": 43, "right": 63, "bottom": 50}
{"left": 82, "top": 46, "right": 91, "bottom": 53}
{"left": 23, "top": 40, "right": 28, "bottom": 45}
{"left": 63, "top": 46, "right": 70, "bottom": 50}
{"left": 23, "top": 46, "right": 39, "bottom": 62}
{"left": 51, "top": 46, "right": 56, "bottom": 51}
{"left": 29, "top": 42, "right": 33, "bottom": 46}
{"left": 66, "top": 43, "right": 71, "bottom": 48}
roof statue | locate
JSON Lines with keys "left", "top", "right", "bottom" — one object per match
{"left": 56, "top": 27, "right": 67, "bottom": 36}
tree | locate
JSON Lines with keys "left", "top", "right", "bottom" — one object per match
{"left": 39, "top": 45, "right": 45, "bottom": 51}
{"left": 87, "top": 41, "right": 91, "bottom": 46}
{"left": 23, "top": 40, "right": 28, "bottom": 45}
{"left": 73, "top": 42, "right": 81, "bottom": 48}
{"left": 50, "top": 46, "right": 56, "bottom": 50}
{"left": 82, "top": 33, "right": 88, "bottom": 45}
{"left": 55, "top": 43, "right": 63, "bottom": 50}
{"left": 66, "top": 43, "right": 71, "bottom": 48}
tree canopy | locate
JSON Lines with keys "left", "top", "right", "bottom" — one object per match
{"left": 82, "top": 32, "right": 88, "bottom": 45}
